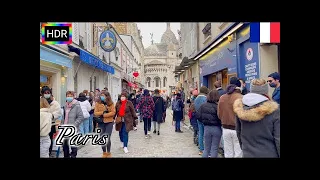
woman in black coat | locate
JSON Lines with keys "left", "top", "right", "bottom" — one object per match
{"left": 152, "top": 89, "right": 165, "bottom": 135}
{"left": 196, "top": 89, "right": 222, "bottom": 158}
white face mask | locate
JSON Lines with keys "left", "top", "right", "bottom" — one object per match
{"left": 86, "top": 96, "right": 90, "bottom": 99}
{"left": 121, "top": 97, "right": 126, "bottom": 101}
{"left": 44, "top": 94, "right": 51, "bottom": 99}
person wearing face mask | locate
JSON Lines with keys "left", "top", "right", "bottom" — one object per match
{"left": 77, "top": 92, "right": 91, "bottom": 135}
{"left": 136, "top": 89, "right": 155, "bottom": 138}
{"left": 217, "top": 77, "right": 243, "bottom": 158}
{"left": 40, "top": 86, "right": 62, "bottom": 157}
{"left": 61, "top": 91, "right": 84, "bottom": 158}
{"left": 267, "top": 72, "right": 280, "bottom": 104}
{"left": 115, "top": 92, "right": 138, "bottom": 153}
{"left": 94, "top": 92, "right": 116, "bottom": 158}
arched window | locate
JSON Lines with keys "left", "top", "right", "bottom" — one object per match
{"left": 155, "top": 77, "right": 160, "bottom": 87}
{"left": 163, "top": 77, "right": 167, "bottom": 87}
{"left": 147, "top": 77, "right": 151, "bottom": 87}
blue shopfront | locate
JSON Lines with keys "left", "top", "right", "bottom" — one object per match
{"left": 199, "top": 23, "right": 260, "bottom": 91}
{"left": 40, "top": 45, "right": 73, "bottom": 105}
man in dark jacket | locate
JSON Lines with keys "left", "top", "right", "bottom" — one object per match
{"left": 214, "top": 81, "right": 226, "bottom": 98}
{"left": 268, "top": 72, "right": 280, "bottom": 104}
{"left": 234, "top": 79, "right": 280, "bottom": 157}
{"left": 152, "top": 89, "right": 165, "bottom": 135}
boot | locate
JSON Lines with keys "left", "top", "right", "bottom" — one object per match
{"left": 106, "top": 152, "right": 112, "bottom": 158}
{"left": 102, "top": 152, "right": 108, "bottom": 158}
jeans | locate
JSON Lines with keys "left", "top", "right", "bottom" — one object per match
{"left": 79, "top": 118, "right": 89, "bottom": 134}
{"left": 119, "top": 122, "right": 129, "bottom": 147}
{"left": 89, "top": 114, "right": 93, "bottom": 133}
{"left": 98, "top": 122, "right": 113, "bottom": 153}
{"left": 40, "top": 135, "right": 51, "bottom": 158}
{"left": 62, "top": 139, "right": 78, "bottom": 158}
{"left": 143, "top": 118, "right": 152, "bottom": 135}
{"left": 175, "top": 119, "right": 181, "bottom": 130}
{"left": 197, "top": 120, "right": 204, "bottom": 152}
{"left": 203, "top": 126, "right": 222, "bottom": 158}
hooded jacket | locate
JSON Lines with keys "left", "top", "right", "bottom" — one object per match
{"left": 40, "top": 108, "right": 52, "bottom": 137}
{"left": 233, "top": 93, "right": 280, "bottom": 158}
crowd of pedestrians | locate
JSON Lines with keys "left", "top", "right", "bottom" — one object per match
{"left": 40, "top": 72, "right": 280, "bottom": 158}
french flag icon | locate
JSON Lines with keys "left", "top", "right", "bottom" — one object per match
{"left": 250, "top": 22, "right": 280, "bottom": 43}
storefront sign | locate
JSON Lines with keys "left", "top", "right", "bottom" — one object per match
{"left": 238, "top": 40, "right": 260, "bottom": 91}
{"left": 99, "top": 30, "right": 117, "bottom": 52}
{"left": 80, "top": 49, "right": 115, "bottom": 74}
{"left": 199, "top": 42, "right": 237, "bottom": 77}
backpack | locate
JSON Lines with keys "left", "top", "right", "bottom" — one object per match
{"left": 172, "top": 99, "right": 181, "bottom": 112}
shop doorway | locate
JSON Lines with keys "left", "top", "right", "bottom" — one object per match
{"left": 208, "top": 69, "right": 228, "bottom": 90}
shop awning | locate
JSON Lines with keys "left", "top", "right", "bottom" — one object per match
{"left": 68, "top": 45, "right": 115, "bottom": 74}
{"left": 40, "top": 45, "right": 72, "bottom": 68}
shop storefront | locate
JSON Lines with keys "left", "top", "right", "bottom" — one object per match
{"left": 40, "top": 45, "right": 72, "bottom": 105}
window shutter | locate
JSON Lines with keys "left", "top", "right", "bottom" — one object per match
{"left": 86, "top": 23, "right": 92, "bottom": 52}
{"left": 72, "top": 23, "right": 79, "bottom": 45}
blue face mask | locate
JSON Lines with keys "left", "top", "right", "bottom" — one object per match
{"left": 66, "top": 97, "right": 73, "bottom": 102}
{"left": 100, "top": 96, "right": 105, "bottom": 101}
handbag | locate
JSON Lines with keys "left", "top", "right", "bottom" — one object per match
{"left": 115, "top": 116, "right": 122, "bottom": 124}
{"left": 93, "top": 116, "right": 104, "bottom": 124}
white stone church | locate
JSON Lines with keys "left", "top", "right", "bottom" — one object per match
{"left": 143, "top": 23, "right": 180, "bottom": 93}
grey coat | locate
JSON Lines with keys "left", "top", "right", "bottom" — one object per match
{"left": 62, "top": 100, "right": 84, "bottom": 128}
{"left": 233, "top": 93, "right": 280, "bottom": 158}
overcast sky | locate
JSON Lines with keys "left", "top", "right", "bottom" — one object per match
{"left": 137, "top": 23, "right": 180, "bottom": 48}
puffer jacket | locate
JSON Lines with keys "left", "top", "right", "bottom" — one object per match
{"left": 62, "top": 100, "right": 84, "bottom": 128}
{"left": 196, "top": 101, "right": 221, "bottom": 126}
{"left": 233, "top": 93, "right": 280, "bottom": 158}
{"left": 78, "top": 98, "right": 91, "bottom": 119}
{"left": 40, "top": 108, "right": 52, "bottom": 137}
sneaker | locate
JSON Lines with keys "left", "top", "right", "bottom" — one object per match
{"left": 134, "top": 127, "right": 137, "bottom": 131}
{"left": 145, "top": 135, "right": 148, "bottom": 139}
{"left": 147, "top": 131, "right": 151, "bottom": 135}
{"left": 153, "top": 130, "right": 156, "bottom": 134}
{"left": 199, "top": 151, "right": 203, "bottom": 156}
{"left": 178, "top": 130, "right": 183, "bottom": 133}
{"left": 123, "top": 147, "right": 129, "bottom": 153}
{"left": 157, "top": 131, "right": 160, "bottom": 135}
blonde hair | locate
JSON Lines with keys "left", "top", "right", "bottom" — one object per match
{"left": 251, "top": 79, "right": 267, "bottom": 86}
{"left": 40, "top": 98, "right": 50, "bottom": 109}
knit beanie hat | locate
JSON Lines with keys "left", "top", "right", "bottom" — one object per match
{"left": 250, "top": 80, "right": 269, "bottom": 95}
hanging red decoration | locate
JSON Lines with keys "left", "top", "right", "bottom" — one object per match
{"left": 133, "top": 71, "right": 139, "bottom": 77}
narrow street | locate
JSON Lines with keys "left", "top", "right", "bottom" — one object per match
{"left": 77, "top": 110, "right": 200, "bottom": 157}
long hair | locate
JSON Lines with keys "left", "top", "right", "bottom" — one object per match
{"left": 40, "top": 98, "right": 50, "bottom": 109}
{"left": 101, "top": 91, "right": 113, "bottom": 106}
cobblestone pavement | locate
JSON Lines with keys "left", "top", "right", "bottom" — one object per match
{"left": 77, "top": 110, "right": 200, "bottom": 158}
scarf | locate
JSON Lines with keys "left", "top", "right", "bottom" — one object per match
{"left": 64, "top": 99, "right": 76, "bottom": 124}
{"left": 118, "top": 100, "right": 127, "bottom": 117}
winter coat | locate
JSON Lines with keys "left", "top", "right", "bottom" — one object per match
{"left": 272, "top": 87, "right": 280, "bottom": 104}
{"left": 216, "top": 88, "right": 226, "bottom": 98}
{"left": 48, "top": 100, "right": 62, "bottom": 122}
{"left": 62, "top": 100, "right": 84, "bottom": 128}
{"left": 172, "top": 97, "right": 184, "bottom": 121}
{"left": 233, "top": 93, "right": 280, "bottom": 158}
{"left": 217, "top": 91, "right": 243, "bottom": 130}
{"left": 78, "top": 99, "right": 91, "bottom": 119}
{"left": 152, "top": 94, "right": 165, "bottom": 123}
{"left": 196, "top": 101, "right": 221, "bottom": 127}
{"left": 190, "top": 111, "right": 198, "bottom": 131}
{"left": 115, "top": 100, "right": 138, "bottom": 132}
{"left": 40, "top": 108, "right": 53, "bottom": 137}
{"left": 136, "top": 95, "right": 155, "bottom": 118}
{"left": 94, "top": 102, "right": 116, "bottom": 123}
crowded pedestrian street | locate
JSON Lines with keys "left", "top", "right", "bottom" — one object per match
{"left": 40, "top": 22, "right": 280, "bottom": 158}
{"left": 76, "top": 110, "right": 199, "bottom": 157}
